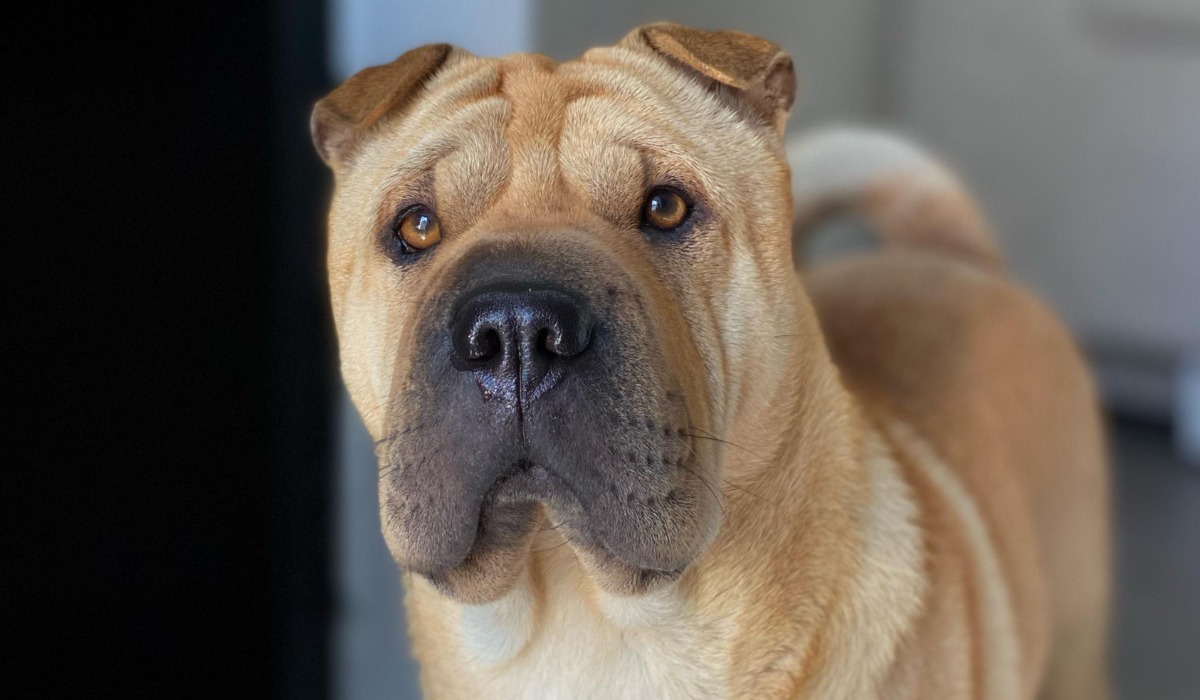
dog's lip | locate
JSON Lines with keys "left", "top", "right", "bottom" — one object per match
{"left": 577, "top": 524, "right": 689, "bottom": 577}
{"left": 488, "top": 464, "right": 691, "bottom": 578}
{"left": 415, "top": 460, "right": 694, "bottom": 594}
{"left": 409, "top": 461, "right": 552, "bottom": 577}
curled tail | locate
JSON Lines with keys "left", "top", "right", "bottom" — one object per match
{"left": 786, "top": 126, "right": 1003, "bottom": 269}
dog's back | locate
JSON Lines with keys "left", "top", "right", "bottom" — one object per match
{"left": 789, "top": 127, "right": 1111, "bottom": 700}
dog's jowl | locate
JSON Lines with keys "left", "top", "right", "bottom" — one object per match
{"left": 313, "top": 23, "right": 1110, "bottom": 700}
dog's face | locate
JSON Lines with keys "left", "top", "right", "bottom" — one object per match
{"left": 315, "top": 24, "right": 799, "bottom": 603}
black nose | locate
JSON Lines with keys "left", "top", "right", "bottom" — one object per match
{"left": 451, "top": 286, "right": 594, "bottom": 409}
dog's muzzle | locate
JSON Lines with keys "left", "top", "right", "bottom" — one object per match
{"left": 378, "top": 238, "right": 717, "bottom": 600}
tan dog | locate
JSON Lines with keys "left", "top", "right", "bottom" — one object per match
{"left": 312, "top": 23, "right": 1110, "bottom": 699}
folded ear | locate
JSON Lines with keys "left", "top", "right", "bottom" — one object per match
{"left": 311, "top": 43, "right": 455, "bottom": 170}
{"left": 627, "top": 23, "right": 796, "bottom": 136}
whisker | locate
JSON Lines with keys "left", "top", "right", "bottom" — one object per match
{"left": 531, "top": 535, "right": 574, "bottom": 555}
{"left": 684, "top": 425, "right": 763, "bottom": 456}
{"left": 359, "top": 401, "right": 388, "bottom": 422}
{"left": 374, "top": 423, "right": 424, "bottom": 447}
{"left": 681, "top": 430, "right": 766, "bottom": 462}
{"left": 771, "top": 329, "right": 819, "bottom": 339}
{"left": 718, "top": 478, "right": 780, "bottom": 508}
{"left": 675, "top": 461, "right": 726, "bottom": 518}
{"left": 680, "top": 428, "right": 778, "bottom": 507}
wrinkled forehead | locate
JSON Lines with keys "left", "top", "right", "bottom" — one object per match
{"left": 343, "top": 48, "right": 781, "bottom": 229}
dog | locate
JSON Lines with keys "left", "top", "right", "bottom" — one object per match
{"left": 312, "top": 23, "right": 1110, "bottom": 699}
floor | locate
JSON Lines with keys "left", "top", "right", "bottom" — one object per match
{"left": 1110, "top": 419, "right": 1200, "bottom": 700}
{"left": 334, "top": 406, "right": 1200, "bottom": 699}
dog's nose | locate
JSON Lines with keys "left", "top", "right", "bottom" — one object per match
{"left": 450, "top": 286, "right": 594, "bottom": 408}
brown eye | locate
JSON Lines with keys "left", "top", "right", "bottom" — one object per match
{"left": 396, "top": 207, "right": 441, "bottom": 252}
{"left": 643, "top": 189, "right": 689, "bottom": 231}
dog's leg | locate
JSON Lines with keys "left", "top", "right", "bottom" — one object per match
{"left": 1037, "top": 475, "right": 1112, "bottom": 700}
{"left": 1038, "top": 630, "right": 1110, "bottom": 700}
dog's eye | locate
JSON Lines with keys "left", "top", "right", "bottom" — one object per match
{"left": 642, "top": 189, "right": 690, "bottom": 232}
{"left": 396, "top": 206, "right": 441, "bottom": 253}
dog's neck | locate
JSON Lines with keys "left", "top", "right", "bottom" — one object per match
{"left": 402, "top": 308, "right": 927, "bottom": 698}
{"left": 688, "top": 302, "right": 924, "bottom": 696}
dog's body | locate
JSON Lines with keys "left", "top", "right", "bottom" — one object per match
{"left": 313, "top": 25, "right": 1110, "bottom": 699}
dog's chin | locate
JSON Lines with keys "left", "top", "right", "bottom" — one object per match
{"left": 400, "top": 464, "right": 707, "bottom": 604}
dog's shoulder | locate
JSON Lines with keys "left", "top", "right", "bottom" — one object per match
{"left": 807, "top": 249, "right": 1101, "bottom": 699}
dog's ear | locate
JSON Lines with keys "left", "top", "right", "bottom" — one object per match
{"left": 311, "top": 43, "right": 456, "bottom": 170}
{"left": 627, "top": 23, "right": 796, "bottom": 136}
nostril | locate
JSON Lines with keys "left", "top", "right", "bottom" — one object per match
{"left": 537, "top": 328, "right": 554, "bottom": 356}
{"left": 540, "top": 322, "right": 589, "bottom": 358}
{"left": 539, "top": 309, "right": 593, "bottom": 359}
{"left": 472, "top": 327, "right": 502, "bottom": 362}
{"left": 457, "top": 313, "right": 506, "bottom": 366}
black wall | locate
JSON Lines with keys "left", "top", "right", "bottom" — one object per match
{"left": 13, "top": 3, "right": 335, "bottom": 696}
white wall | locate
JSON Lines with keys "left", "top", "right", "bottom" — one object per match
{"left": 890, "top": 0, "right": 1200, "bottom": 360}
{"left": 329, "top": 0, "right": 535, "bottom": 81}
{"left": 534, "top": 0, "right": 883, "bottom": 125}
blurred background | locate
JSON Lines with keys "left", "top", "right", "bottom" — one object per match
{"left": 19, "top": 0, "right": 1196, "bottom": 698}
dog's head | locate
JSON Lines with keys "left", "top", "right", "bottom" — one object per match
{"left": 314, "top": 24, "right": 800, "bottom": 603}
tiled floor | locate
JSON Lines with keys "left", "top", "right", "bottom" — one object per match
{"left": 334, "top": 411, "right": 1200, "bottom": 699}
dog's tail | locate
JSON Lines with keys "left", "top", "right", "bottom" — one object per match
{"left": 787, "top": 126, "right": 1002, "bottom": 269}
